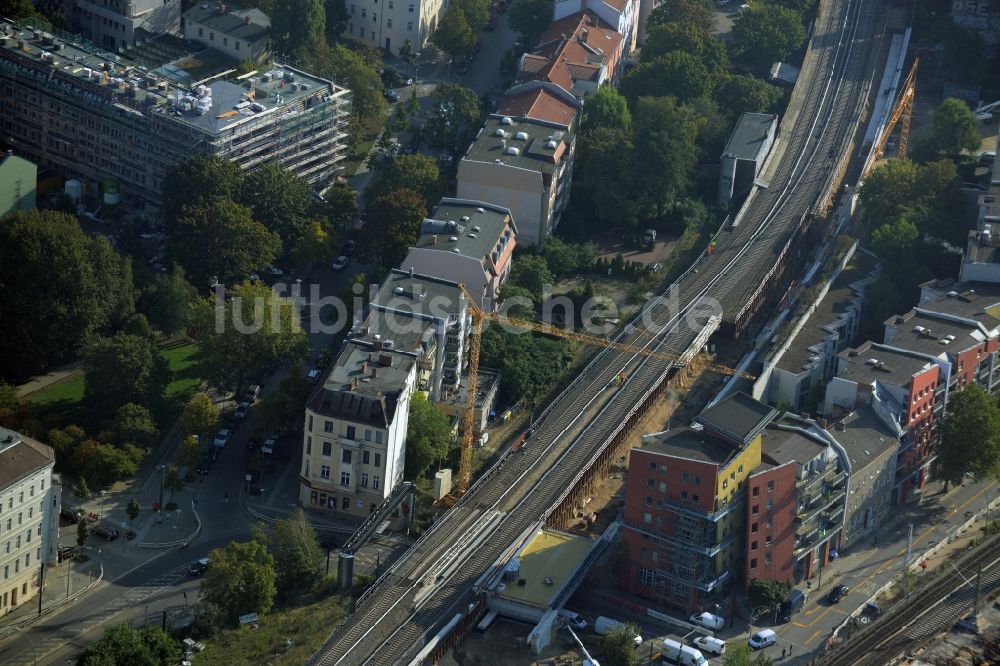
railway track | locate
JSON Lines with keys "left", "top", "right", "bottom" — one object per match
{"left": 820, "top": 535, "right": 1000, "bottom": 666}
{"left": 309, "top": 0, "right": 881, "bottom": 662}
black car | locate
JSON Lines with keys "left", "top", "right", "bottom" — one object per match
{"left": 60, "top": 507, "right": 83, "bottom": 524}
{"left": 188, "top": 558, "right": 210, "bottom": 575}
{"left": 247, "top": 437, "right": 260, "bottom": 452}
{"left": 383, "top": 88, "right": 400, "bottom": 103}
{"left": 828, "top": 585, "right": 850, "bottom": 604}
{"left": 341, "top": 240, "right": 357, "bottom": 257}
{"left": 93, "top": 525, "right": 119, "bottom": 541}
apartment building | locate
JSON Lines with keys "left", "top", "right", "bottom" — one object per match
{"left": 180, "top": 2, "right": 270, "bottom": 61}
{"left": 746, "top": 415, "right": 848, "bottom": 588}
{"left": 0, "top": 428, "right": 60, "bottom": 618}
{"left": 398, "top": 198, "right": 518, "bottom": 312}
{"left": 761, "top": 250, "right": 876, "bottom": 411}
{"left": 343, "top": 0, "right": 445, "bottom": 55}
{"left": 497, "top": 81, "right": 581, "bottom": 128}
{"left": 958, "top": 151, "right": 1000, "bottom": 282}
{"left": 61, "top": 0, "right": 181, "bottom": 51}
{"left": 518, "top": 11, "right": 625, "bottom": 97}
{"left": 826, "top": 342, "right": 940, "bottom": 504}
{"left": 0, "top": 20, "right": 351, "bottom": 215}
{"left": 620, "top": 393, "right": 776, "bottom": 615}
{"left": 0, "top": 151, "right": 37, "bottom": 218}
{"left": 457, "top": 115, "right": 576, "bottom": 247}
{"left": 552, "top": 0, "right": 639, "bottom": 54}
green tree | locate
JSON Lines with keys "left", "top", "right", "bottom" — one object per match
{"left": 748, "top": 578, "right": 790, "bottom": 610}
{"left": 731, "top": 5, "right": 806, "bottom": 68}
{"left": 302, "top": 42, "right": 386, "bottom": 120}
{"left": 162, "top": 155, "right": 243, "bottom": 227}
{"left": 324, "top": 0, "right": 350, "bottom": 35}
{"left": 641, "top": 21, "right": 729, "bottom": 72}
{"left": 405, "top": 392, "right": 453, "bottom": 478}
{"left": 321, "top": 182, "right": 360, "bottom": 235}
{"left": 182, "top": 394, "right": 220, "bottom": 437}
{"left": 927, "top": 97, "right": 981, "bottom": 156}
{"left": 238, "top": 163, "right": 318, "bottom": 258}
{"left": 724, "top": 643, "right": 774, "bottom": 666}
{"left": 252, "top": 509, "right": 323, "bottom": 600}
{"left": 480, "top": 329, "right": 574, "bottom": 405}
{"left": 575, "top": 127, "right": 641, "bottom": 231}
{"left": 201, "top": 540, "right": 277, "bottom": 625}
{"left": 112, "top": 403, "right": 159, "bottom": 449}
{"left": 425, "top": 83, "right": 481, "bottom": 153}
{"left": 713, "top": 73, "right": 783, "bottom": 121}
{"left": 178, "top": 435, "right": 203, "bottom": 472}
{"left": 433, "top": 6, "right": 476, "bottom": 59}
{"left": 632, "top": 96, "right": 702, "bottom": 219}
{"left": 508, "top": 0, "right": 552, "bottom": 44}
{"left": 361, "top": 188, "right": 428, "bottom": 269}
{"left": 620, "top": 52, "right": 711, "bottom": 102}
{"left": 78, "top": 623, "right": 180, "bottom": 666}
{"left": 72, "top": 440, "right": 143, "bottom": 486}
{"left": 509, "top": 254, "right": 554, "bottom": 303}
{"left": 543, "top": 236, "right": 596, "bottom": 279}
{"left": 271, "top": 0, "right": 325, "bottom": 56}
{"left": 163, "top": 466, "right": 183, "bottom": 501}
{"left": 0, "top": 210, "right": 121, "bottom": 380}
{"left": 74, "top": 477, "right": 90, "bottom": 501}
{"left": 583, "top": 86, "right": 632, "bottom": 133}
{"left": 870, "top": 217, "right": 920, "bottom": 266}
{"left": 90, "top": 241, "right": 136, "bottom": 333}
{"left": 83, "top": 333, "right": 171, "bottom": 420}
{"left": 399, "top": 38, "right": 415, "bottom": 63}
{"left": 126, "top": 498, "right": 140, "bottom": 532}
{"left": 195, "top": 282, "right": 308, "bottom": 392}
{"left": 76, "top": 520, "right": 89, "bottom": 546}
{"left": 599, "top": 622, "right": 642, "bottom": 666}
{"left": 771, "top": 0, "right": 817, "bottom": 17}
{"left": 140, "top": 265, "right": 199, "bottom": 336}
{"left": 0, "top": 0, "right": 37, "bottom": 20}
{"left": 170, "top": 198, "right": 281, "bottom": 288}
{"left": 453, "top": 0, "right": 489, "bottom": 30}
{"left": 255, "top": 370, "right": 312, "bottom": 436}
{"left": 646, "top": 0, "right": 714, "bottom": 32}
{"left": 937, "top": 385, "right": 1000, "bottom": 491}
{"left": 367, "top": 153, "right": 446, "bottom": 207}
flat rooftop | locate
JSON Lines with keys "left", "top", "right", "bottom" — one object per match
{"left": 760, "top": 426, "right": 826, "bottom": 468}
{"left": 0, "top": 20, "right": 345, "bottom": 138}
{"left": 496, "top": 529, "right": 594, "bottom": 608}
{"left": 463, "top": 116, "right": 571, "bottom": 175}
{"left": 827, "top": 406, "right": 898, "bottom": 473}
{"left": 183, "top": 2, "right": 270, "bottom": 42}
{"left": 414, "top": 199, "right": 514, "bottom": 262}
{"left": 370, "top": 269, "right": 463, "bottom": 323}
{"left": 884, "top": 309, "right": 986, "bottom": 357}
{"left": 918, "top": 282, "right": 1000, "bottom": 332}
{"left": 696, "top": 392, "right": 777, "bottom": 446}
{"left": 723, "top": 112, "right": 778, "bottom": 161}
{"left": 777, "top": 251, "right": 876, "bottom": 372}
{"left": 437, "top": 368, "right": 500, "bottom": 410}
{"left": 641, "top": 426, "right": 741, "bottom": 466}
{"left": 837, "top": 342, "right": 933, "bottom": 387}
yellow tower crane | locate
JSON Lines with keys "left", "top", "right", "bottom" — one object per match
{"left": 865, "top": 58, "right": 919, "bottom": 175}
{"left": 451, "top": 284, "right": 755, "bottom": 497}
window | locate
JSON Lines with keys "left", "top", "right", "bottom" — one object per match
{"left": 361, "top": 472, "right": 369, "bottom": 487}
{"left": 752, "top": 485, "right": 760, "bottom": 497}
{"left": 738, "top": 465, "right": 743, "bottom": 473}
{"left": 223, "top": 37, "right": 228, "bottom": 46}
{"left": 767, "top": 498, "right": 773, "bottom": 509}
{"left": 322, "top": 441, "right": 332, "bottom": 457}
{"left": 723, "top": 479, "right": 728, "bottom": 489}
{"left": 308, "top": 415, "right": 314, "bottom": 431}
{"left": 643, "top": 512, "right": 652, "bottom": 524}
{"left": 406, "top": 21, "right": 412, "bottom": 29}
{"left": 320, "top": 465, "right": 331, "bottom": 479}
{"left": 388, "top": 0, "right": 393, "bottom": 7}
{"left": 198, "top": 27, "right": 203, "bottom": 36}
{"left": 751, "top": 522, "right": 759, "bottom": 533}
{"left": 408, "top": 3, "right": 413, "bottom": 10}
{"left": 658, "top": 481, "right": 666, "bottom": 492}
{"left": 660, "top": 464, "right": 668, "bottom": 473}
{"left": 642, "top": 533, "right": 650, "bottom": 541}
{"left": 640, "top": 547, "right": 648, "bottom": 559}
{"left": 765, "top": 535, "right": 772, "bottom": 546}
{"left": 645, "top": 497, "right": 652, "bottom": 506}
{"left": 351, "top": 2, "right": 355, "bottom": 12}
{"left": 693, "top": 476, "right": 701, "bottom": 486}
{"left": 751, "top": 540, "right": 758, "bottom": 551}
{"left": 374, "top": 453, "right": 382, "bottom": 468}
{"left": 639, "top": 567, "right": 655, "bottom": 585}
{"left": 682, "top": 472, "right": 689, "bottom": 482}
{"left": 373, "top": 475, "right": 380, "bottom": 490}
{"left": 767, "top": 480, "right": 775, "bottom": 492}
{"left": 346, "top": 426, "right": 356, "bottom": 439}
{"left": 680, "top": 491, "right": 688, "bottom": 500}
{"left": 235, "top": 41, "right": 240, "bottom": 50}
{"left": 209, "top": 31, "right": 214, "bottom": 40}
{"left": 306, "top": 437, "right": 312, "bottom": 455}
{"left": 766, "top": 516, "right": 773, "bottom": 528}
{"left": 304, "top": 460, "right": 310, "bottom": 477}
{"left": 324, "top": 420, "right": 334, "bottom": 433}
{"left": 340, "top": 471, "right": 351, "bottom": 486}
{"left": 343, "top": 497, "right": 350, "bottom": 510}
{"left": 387, "top": 18, "right": 392, "bottom": 26}
{"left": 765, "top": 552, "right": 772, "bottom": 564}
{"left": 365, "top": 429, "right": 372, "bottom": 441}
{"left": 649, "top": 462, "right": 657, "bottom": 471}
{"left": 362, "top": 451, "right": 370, "bottom": 464}
{"left": 750, "top": 558, "right": 757, "bottom": 569}
{"left": 752, "top": 504, "right": 759, "bottom": 515}
{"left": 373, "top": 12, "right": 376, "bottom": 22}
{"left": 375, "top": 431, "right": 383, "bottom": 444}
{"left": 646, "top": 478, "right": 654, "bottom": 488}
{"left": 692, "top": 494, "right": 699, "bottom": 503}
{"left": 342, "top": 449, "right": 353, "bottom": 464}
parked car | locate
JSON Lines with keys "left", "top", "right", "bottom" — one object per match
{"left": 557, "top": 609, "right": 586, "bottom": 630}
{"left": 307, "top": 368, "right": 322, "bottom": 384}
{"left": 60, "top": 507, "right": 84, "bottom": 524}
{"left": 693, "top": 635, "right": 726, "bottom": 656}
{"left": 213, "top": 429, "right": 231, "bottom": 448}
{"left": 235, "top": 402, "right": 250, "bottom": 419}
{"left": 188, "top": 558, "right": 209, "bottom": 575}
{"left": 748, "top": 629, "right": 776, "bottom": 649}
{"left": 93, "top": 525, "right": 120, "bottom": 541}
{"left": 690, "top": 611, "right": 725, "bottom": 631}
{"left": 266, "top": 265, "right": 283, "bottom": 276}
{"left": 246, "top": 384, "right": 261, "bottom": 403}
{"left": 331, "top": 255, "right": 349, "bottom": 270}
{"left": 262, "top": 435, "right": 278, "bottom": 454}
{"left": 828, "top": 584, "right": 850, "bottom": 603}
{"left": 383, "top": 88, "right": 400, "bottom": 102}
{"left": 247, "top": 437, "right": 260, "bottom": 452}
{"left": 341, "top": 240, "right": 357, "bottom": 256}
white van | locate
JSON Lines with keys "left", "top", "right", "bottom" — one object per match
{"left": 693, "top": 635, "right": 726, "bottom": 655}
{"left": 661, "top": 637, "right": 707, "bottom": 666}
{"left": 594, "top": 616, "right": 642, "bottom": 645}
{"left": 689, "top": 611, "right": 725, "bottom": 631}
{"left": 749, "top": 629, "right": 776, "bottom": 649}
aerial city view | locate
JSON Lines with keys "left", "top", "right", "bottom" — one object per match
{"left": 1, "top": 0, "right": 999, "bottom": 663}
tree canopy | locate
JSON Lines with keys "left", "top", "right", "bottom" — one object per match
{"left": 271, "top": 0, "right": 325, "bottom": 56}
{"left": 303, "top": 42, "right": 387, "bottom": 120}
{"left": 361, "top": 188, "right": 428, "bottom": 270}
{"left": 78, "top": 624, "right": 180, "bottom": 666}
{"left": 83, "top": 334, "right": 171, "bottom": 420}
{"left": 508, "top": 0, "right": 553, "bottom": 44}
{"left": 170, "top": 198, "right": 281, "bottom": 288}
{"left": 731, "top": 5, "right": 806, "bottom": 68}
{"left": 405, "top": 392, "right": 453, "bottom": 478}
{"left": 0, "top": 210, "right": 132, "bottom": 380}
{"left": 713, "top": 73, "right": 783, "bottom": 122}
{"left": 139, "top": 265, "right": 199, "bottom": 336}
{"left": 162, "top": 155, "right": 243, "bottom": 227}
{"left": 723, "top": 643, "right": 774, "bottom": 666}
{"left": 646, "top": 0, "right": 714, "bottom": 33}
{"left": 201, "top": 540, "right": 277, "bottom": 625}
{"left": 599, "top": 622, "right": 642, "bottom": 666}
{"left": 181, "top": 393, "right": 220, "bottom": 437}
{"left": 367, "top": 153, "right": 446, "bottom": 207}
{"left": 433, "top": 6, "right": 476, "bottom": 58}
{"left": 238, "top": 163, "right": 318, "bottom": 259}
{"left": 927, "top": 97, "right": 981, "bottom": 156}
{"left": 937, "top": 385, "right": 1000, "bottom": 490}
{"left": 111, "top": 403, "right": 160, "bottom": 449}
{"left": 252, "top": 509, "right": 323, "bottom": 601}
{"left": 425, "top": 83, "right": 481, "bottom": 153}
{"left": 621, "top": 52, "right": 711, "bottom": 102}
{"left": 583, "top": 86, "right": 632, "bottom": 134}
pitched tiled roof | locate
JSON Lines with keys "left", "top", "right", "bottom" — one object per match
{"left": 517, "top": 10, "right": 623, "bottom": 95}
{"left": 498, "top": 86, "right": 578, "bottom": 126}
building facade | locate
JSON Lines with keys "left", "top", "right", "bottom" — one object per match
{"left": 0, "top": 428, "right": 59, "bottom": 618}
{"left": 0, "top": 20, "right": 351, "bottom": 215}
{"left": 0, "top": 151, "right": 37, "bottom": 218}
{"left": 718, "top": 112, "right": 778, "bottom": 205}
{"left": 61, "top": 0, "right": 181, "bottom": 51}
{"left": 343, "top": 0, "right": 445, "bottom": 55}
{"left": 180, "top": 2, "right": 270, "bottom": 61}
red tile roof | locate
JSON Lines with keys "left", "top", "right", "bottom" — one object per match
{"left": 498, "top": 86, "right": 578, "bottom": 126}
{"left": 518, "top": 10, "right": 624, "bottom": 94}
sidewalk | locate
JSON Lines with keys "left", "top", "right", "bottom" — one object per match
{"left": 0, "top": 549, "right": 102, "bottom": 635}
{"left": 15, "top": 360, "right": 82, "bottom": 397}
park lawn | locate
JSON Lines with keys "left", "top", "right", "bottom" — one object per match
{"left": 192, "top": 596, "right": 347, "bottom": 666}
{"left": 26, "top": 373, "right": 85, "bottom": 407}
{"left": 162, "top": 340, "right": 201, "bottom": 402}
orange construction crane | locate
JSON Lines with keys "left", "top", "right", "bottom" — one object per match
{"left": 451, "top": 284, "right": 754, "bottom": 496}
{"left": 865, "top": 58, "right": 918, "bottom": 175}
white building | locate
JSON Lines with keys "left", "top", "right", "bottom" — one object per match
{"left": 0, "top": 428, "right": 59, "bottom": 618}
{"left": 718, "top": 113, "right": 778, "bottom": 206}
{"left": 61, "top": 0, "right": 181, "bottom": 51}
{"left": 180, "top": 1, "right": 271, "bottom": 61}
{"left": 343, "top": 0, "right": 445, "bottom": 56}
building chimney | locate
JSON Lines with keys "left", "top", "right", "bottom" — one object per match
{"left": 410, "top": 266, "right": 415, "bottom": 277}
{"left": 361, "top": 361, "right": 368, "bottom": 374}
{"left": 371, "top": 367, "right": 378, "bottom": 378}
{"left": 218, "top": 2, "right": 227, "bottom": 13}
{"left": 244, "top": 14, "right": 251, "bottom": 23}
{"left": 350, "top": 378, "right": 358, "bottom": 390}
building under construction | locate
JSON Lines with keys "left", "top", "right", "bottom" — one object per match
{"left": 0, "top": 18, "right": 351, "bottom": 214}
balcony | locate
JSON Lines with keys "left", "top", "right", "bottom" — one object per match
{"left": 797, "top": 488, "right": 846, "bottom": 525}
